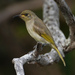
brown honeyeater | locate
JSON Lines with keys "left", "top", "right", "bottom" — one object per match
{"left": 18, "top": 10, "right": 66, "bottom": 66}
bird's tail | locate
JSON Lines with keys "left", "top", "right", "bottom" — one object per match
{"left": 52, "top": 44, "right": 66, "bottom": 66}
{"left": 41, "top": 34, "right": 66, "bottom": 66}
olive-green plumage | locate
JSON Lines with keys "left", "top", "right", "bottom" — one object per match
{"left": 19, "top": 10, "right": 66, "bottom": 66}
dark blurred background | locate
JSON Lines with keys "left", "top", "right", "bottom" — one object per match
{"left": 0, "top": 0, "right": 75, "bottom": 75}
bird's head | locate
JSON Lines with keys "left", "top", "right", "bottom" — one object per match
{"left": 19, "top": 10, "right": 36, "bottom": 22}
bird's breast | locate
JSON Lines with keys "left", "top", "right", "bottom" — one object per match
{"left": 26, "top": 20, "right": 47, "bottom": 43}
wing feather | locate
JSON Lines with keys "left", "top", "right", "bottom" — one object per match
{"left": 33, "top": 17, "right": 55, "bottom": 45}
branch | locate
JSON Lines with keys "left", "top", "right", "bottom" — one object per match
{"left": 43, "top": 0, "right": 66, "bottom": 60}
{"left": 12, "top": 43, "right": 54, "bottom": 75}
{"left": 54, "top": 0, "right": 75, "bottom": 25}
{"left": 54, "top": 0, "right": 75, "bottom": 52}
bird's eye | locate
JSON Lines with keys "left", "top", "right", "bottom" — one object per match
{"left": 25, "top": 13, "right": 29, "bottom": 16}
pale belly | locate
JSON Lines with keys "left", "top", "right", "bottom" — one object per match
{"left": 26, "top": 22, "right": 48, "bottom": 44}
{"left": 27, "top": 27, "right": 47, "bottom": 43}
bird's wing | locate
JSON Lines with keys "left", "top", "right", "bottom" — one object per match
{"left": 33, "top": 17, "right": 55, "bottom": 45}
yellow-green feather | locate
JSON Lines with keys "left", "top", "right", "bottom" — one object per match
{"left": 52, "top": 45, "right": 66, "bottom": 66}
{"left": 41, "top": 34, "right": 55, "bottom": 45}
{"left": 41, "top": 34, "right": 66, "bottom": 66}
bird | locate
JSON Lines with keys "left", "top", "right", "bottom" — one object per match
{"left": 17, "top": 10, "right": 66, "bottom": 66}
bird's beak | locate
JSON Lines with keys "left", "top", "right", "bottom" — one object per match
{"left": 13, "top": 14, "right": 25, "bottom": 20}
{"left": 13, "top": 14, "right": 21, "bottom": 18}
{"left": 20, "top": 15, "right": 25, "bottom": 18}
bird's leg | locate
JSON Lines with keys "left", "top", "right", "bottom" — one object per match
{"left": 34, "top": 43, "right": 48, "bottom": 51}
{"left": 33, "top": 42, "right": 43, "bottom": 51}
{"left": 37, "top": 42, "right": 43, "bottom": 51}
{"left": 33, "top": 42, "right": 43, "bottom": 57}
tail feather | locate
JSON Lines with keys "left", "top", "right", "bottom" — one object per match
{"left": 52, "top": 45, "right": 66, "bottom": 66}
{"left": 41, "top": 34, "right": 66, "bottom": 66}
